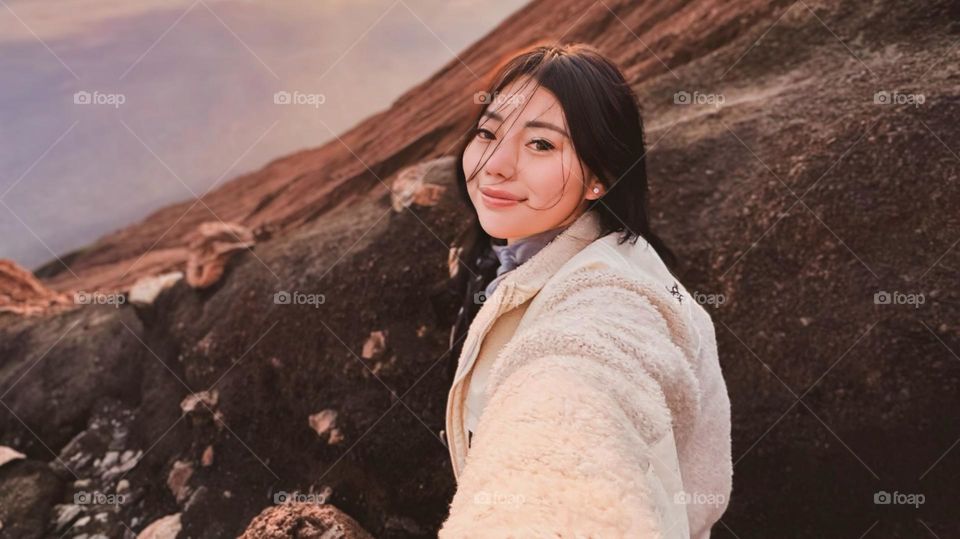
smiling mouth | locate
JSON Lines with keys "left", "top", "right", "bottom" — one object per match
{"left": 479, "top": 191, "right": 526, "bottom": 209}
{"left": 479, "top": 186, "right": 526, "bottom": 202}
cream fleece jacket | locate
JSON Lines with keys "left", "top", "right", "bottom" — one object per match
{"left": 441, "top": 210, "right": 732, "bottom": 538}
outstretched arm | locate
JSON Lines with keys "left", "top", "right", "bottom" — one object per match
{"left": 440, "top": 267, "right": 702, "bottom": 538}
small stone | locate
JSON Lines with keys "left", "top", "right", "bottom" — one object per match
{"left": 137, "top": 513, "right": 181, "bottom": 539}
{"left": 129, "top": 272, "right": 184, "bottom": 305}
{"left": 201, "top": 445, "right": 214, "bottom": 467}
{"left": 361, "top": 331, "right": 387, "bottom": 360}
{"left": 51, "top": 504, "right": 82, "bottom": 533}
{"left": 167, "top": 460, "right": 194, "bottom": 504}
{"left": 180, "top": 390, "right": 219, "bottom": 415}
{"left": 101, "top": 451, "right": 119, "bottom": 469}
{"left": 308, "top": 410, "right": 338, "bottom": 438}
{"left": 0, "top": 446, "right": 25, "bottom": 468}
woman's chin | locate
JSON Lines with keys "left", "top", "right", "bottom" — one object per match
{"left": 477, "top": 215, "right": 520, "bottom": 241}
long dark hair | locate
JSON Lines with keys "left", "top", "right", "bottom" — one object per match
{"left": 438, "top": 42, "right": 677, "bottom": 382}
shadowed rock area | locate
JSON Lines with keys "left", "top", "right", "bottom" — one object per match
{"left": 2, "top": 0, "right": 959, "bottom": 537}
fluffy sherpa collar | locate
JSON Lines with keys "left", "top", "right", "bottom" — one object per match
{"left": 491, "top": 209, "right": 603, "bottom": 309}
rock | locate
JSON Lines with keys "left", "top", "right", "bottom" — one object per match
{"left": 0, "top": 259, "right": 72, "bottom": 316}
{"left": 1, "top": 309, "right": 145, "bottom": 458}
{"left": 180, "top": 390, "right": 219, "bottom": 415}
{"left": 50, "top": 503, "right": 82, "bottom": 534}
{"left": 308, "top": 410, "right": 338, "bottom": 441}
{"left": 239, "top": 503, "right": 374, "bottom": 539}
{"left": 360, "top": 331, "right": 387, "bottom": 360}
{"left": 201, "top": 445, "right": 215, "bottom": 467}
{"left": 136, "top": 513, "right": 181, "bottom": 539}
{"left": 0, "top": 459, "right": 64, "bottom": 539}
{"left": 327, "top": 429, "right": 344, "bottom": 445}
{"left": 185, "top": 222, "right": 256, "bottom": 289}
{"left": 389, "top": 156, "right": 454, "bottom": 212}
{"left": 447, "top": 246, "right": 463, "bottom": 279}
{"left": 0, "top": 446, "right": 26, "bottom": 467}
{"left": 166, "top": 460, "right": 194, "bottom": 504}
{"left": 128, "top": 271, "right": 183, "bottom": 305}
{"left": 52, "top": 399, "right": 141, "bottom": 484}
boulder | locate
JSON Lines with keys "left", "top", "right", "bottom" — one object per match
{"left": 185, "top": 222, "right": 255, "bottom": 288}
{"left": 240, "top": 503, "right": 374, "bottom": 539}
{"left": 0, "top": 259, "right": 71, "bottom": 316}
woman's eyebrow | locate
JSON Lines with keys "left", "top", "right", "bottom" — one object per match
{"left": 481, "top": 109, "right": 568, "bottom": 138}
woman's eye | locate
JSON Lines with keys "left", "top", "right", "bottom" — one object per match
{"left": 530, "top": 139, "right": 554, "bottom": 152}
{"left": 475, "top": 128, "right": 495, "bottom": 140}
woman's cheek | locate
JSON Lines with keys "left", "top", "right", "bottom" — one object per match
{"left": 462, "top": 142, "right": 485, "bottom": 179}
{"left": 525, "top": 169, "right": 568, "bottom": 206}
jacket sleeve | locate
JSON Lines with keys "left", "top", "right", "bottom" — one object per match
{"left": 439, "top": 266, "right": 702, "bottom": 538}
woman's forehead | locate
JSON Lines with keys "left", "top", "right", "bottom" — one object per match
{"left": 489, "top": 78, "right": 565, "bottom": 126}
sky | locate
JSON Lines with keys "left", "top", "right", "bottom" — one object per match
{"left": 0, "top": 0, "right": 526, "bottom": 268}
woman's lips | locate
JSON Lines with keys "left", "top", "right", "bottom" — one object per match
{"left": 480, "top": 190, "right": 525, "bottom": 208}
{"left": 479, "top": 186, "right": 525, "bottom": 208}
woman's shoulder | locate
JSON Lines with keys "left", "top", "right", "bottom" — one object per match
{"left": 534, "top": 231, "right": 713, "bottom": 362}
{"left": 543, "top": 232, "right": 680, "bottom": 301}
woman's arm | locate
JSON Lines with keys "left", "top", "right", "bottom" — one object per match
{"left": 439, "top": 266, "right": 702, "bottom": 538}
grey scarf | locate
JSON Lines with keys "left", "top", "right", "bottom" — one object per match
{"left": 483, "top": 224, "right": 570, "bottom": 298}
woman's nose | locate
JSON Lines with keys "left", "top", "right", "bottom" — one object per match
{"left": 483, "top": 135, "right": 518, "bottom": 180}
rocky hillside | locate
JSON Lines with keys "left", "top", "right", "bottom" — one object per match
{"left": 2, "top": 0, "right": 959, "bottom": 537}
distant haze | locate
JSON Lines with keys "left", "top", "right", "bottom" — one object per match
{"left": 0, "top": 0, "right": 525, "bottom": 268}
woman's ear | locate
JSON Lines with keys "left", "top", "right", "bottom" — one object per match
{"left": 585, "top": 176, "right": 604, "bottom": 200}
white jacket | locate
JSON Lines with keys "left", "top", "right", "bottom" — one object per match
{"left": 441, "top": 210, "right": 732, "bottom": 538}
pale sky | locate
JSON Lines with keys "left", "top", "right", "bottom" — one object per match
{"left": 0, "top": 0, "right": 526, "bottom": 267}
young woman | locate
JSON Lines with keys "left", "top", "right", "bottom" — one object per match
{"left": 438, "top": 43, "right": 732, "bottom": 538}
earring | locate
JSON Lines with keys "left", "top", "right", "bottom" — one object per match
{"left": 592, "top": 186, "right": 600, "bottom": 194}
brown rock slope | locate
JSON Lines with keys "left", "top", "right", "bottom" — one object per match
{"left": 2, "top": 0, "right": 959, "bottom": 537}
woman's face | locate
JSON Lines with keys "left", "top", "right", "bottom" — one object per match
{"left": 462, "top": 76, "right": 603, "bottom": 243}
